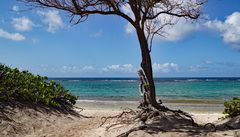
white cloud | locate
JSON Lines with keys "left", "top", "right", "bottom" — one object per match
{"left": 124, "top": 18, "right": 199, "bottom": 42}
{"left": 123, "top": 2, "right": 200, "bottom": 41}
{"left": 60, "top": 65, "right": 95, "bottom": 73}
{"left": 0, "top": 28, "right": 25, "bottom": 41}
{"left": 82, "top": 66, "right": 95, "bottom": 71}
{"left": 12, "top": 5, "right": 19, "bottom": 12}
{"left": 11, "top": 17, "right": 34, "bottom": 31}
{"left": 61, "top": 66, "right": 78, "bottom": 73}
{"left": 103, "top": 63, "right": 179, "bottom": 73}
{"left": 205, "top": 12, "right": 240, "bottom": 48}
{"left": 152, "top": 63, "right": 179, "bottom": 73}
{"left": 38, "top": 64, "right": 96, "bottom": 74}
{"left": 160, "top": 19, "right": 199, "bottom": 41}
{"left": 38, "top": 10, "right": 63, "bottom": 33}
{"left": 204, "top": 60, "right": 239, "bottom": 67}
{"left": 125, "top": 23, "right": 134, "bottom": 34}
{"left": 121, "top": 4, "right": 135, "bottom": 20}
{"left": 103, "top": 64, "right": 135, "bottom": 73}
{"left": 121, "top": 4, "right": 135, "bottom": 34}
{"left": 189, "top": 65, "right": 208, "bottom": 72}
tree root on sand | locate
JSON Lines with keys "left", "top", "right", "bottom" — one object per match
{"left": 99, "top": 105, "right": 218, "bottom": 137}
{"left": 99, "top": 108, "right": 136, "bottom": 128}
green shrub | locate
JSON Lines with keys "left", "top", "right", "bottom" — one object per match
{"left": 0, "top": 64, "right": 77, "bottom": 108}
{"left": 223, "top": 97, "right": 240, "bottom": 117}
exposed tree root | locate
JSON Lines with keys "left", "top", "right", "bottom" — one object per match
{"left": 157, "top": 104, "right": 198, "bottom": 126}
{"left": 117, "top": 126, "right": 146, "bottom": 137}
{"left": 72, "top": 106, "right": 93, "bottom": 118}
{"left": 99, "top": 108, "right": 136, "bottom": 128}
{"left": 105, "top": 121, "right": 133, "bottom": 131}
{"left": 99, "top": 104, "right": 218, "bottom": 137}
{"left": 73, "top": 106, "right": 84, "bottom": 112}
{"left": 203, "top": 123, "right": 216, "bottom": 132}
{"left": 223, "top": 124, "right": 235, "bottom": 130}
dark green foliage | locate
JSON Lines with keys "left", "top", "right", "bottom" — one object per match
{"left": 223, "top": 97, "right": 240, "bottom": 117}
{"left": 0, "top": 64, "right": 77, "bottom": 108}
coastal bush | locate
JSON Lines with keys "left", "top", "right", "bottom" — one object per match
{"left": 223, "top": 97, "right": 240, "bottom": 117}
{"left": 0, "top": 64, "right": 77, "bottom": 108}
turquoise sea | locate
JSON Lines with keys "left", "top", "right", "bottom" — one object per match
{"left": 53, "top": 78, "right": 240, "bottom": 103}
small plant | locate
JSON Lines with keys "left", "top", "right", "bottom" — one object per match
{"left": 223, "top": 97, "right": 240, "bottom": 117}
{"left": 0, "top": 64, "right": 77, "bottom": 108}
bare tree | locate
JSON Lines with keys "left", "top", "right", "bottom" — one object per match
{"left": 20, "top": 0, "right": 206, "bottom": 110}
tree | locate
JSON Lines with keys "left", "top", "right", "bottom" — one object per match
{"left": 20, "top": 0, "right": 206, "bottom": 110}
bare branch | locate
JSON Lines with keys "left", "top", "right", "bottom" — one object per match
{"left": 19, "top": 0, "right": 206, "bottom": 35}
{"left": 19, "top": 0, "right": 135, "bottom": 25}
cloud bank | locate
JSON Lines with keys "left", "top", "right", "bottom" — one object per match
{"left": 102, "top": 64, "right": 135, "bottom": 73}
{"left": 153, "top": 63, "right": 179, "bottom": 73}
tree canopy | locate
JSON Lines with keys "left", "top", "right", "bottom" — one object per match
{"left": 21, "top": 0, "right": 205, "bottom": 49}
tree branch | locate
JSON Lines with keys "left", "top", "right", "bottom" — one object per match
{"left": 20, "top": 0, "right": 135, "bottom": 25}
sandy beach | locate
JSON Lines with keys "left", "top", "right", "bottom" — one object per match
{"left": 1, "top": 101, "right": 240, "bottom": 137}
{"left": 77, "top": 109, "right": 229, "bottom": 137}
{"left": 76, "top": 99, "right": 225, "bottom": 113}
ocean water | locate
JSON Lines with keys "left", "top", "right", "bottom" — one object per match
{"left": 52, "top": 78, "right": 240, "bottom": 103}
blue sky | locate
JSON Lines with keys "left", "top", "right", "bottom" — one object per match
{"left": 0, "top": 0, "right": 240, "bottom": 77}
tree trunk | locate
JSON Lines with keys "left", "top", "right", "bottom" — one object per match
{"left": 135, "top": 27, "right": 161, "bottom": 110}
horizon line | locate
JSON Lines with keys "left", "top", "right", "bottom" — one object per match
{"left": 48, "top": 76, "right": 240, "bottom": 78}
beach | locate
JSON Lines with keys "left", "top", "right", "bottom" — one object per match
{"left": 76, "top": 100, "right": 226, "bottom": 132}
{"left": 76, "top": 108, "right": 227, "bottom": 137}
{"left": 42, "top": 105, "right": 240, "bottom": 137}
{"left": 2, "top": 99, "right": 240, "bottom": 137}
{"left": 1, "top": 78, "right": 240, "bottom": 137}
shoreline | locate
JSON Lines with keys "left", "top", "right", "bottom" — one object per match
{"left": 77, "top": 98, "right": 225, "bottom": 104}
{"left": 76, "top": 99, "right": 224, "bottom": 113}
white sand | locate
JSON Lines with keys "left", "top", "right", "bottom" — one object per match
{"left": 1, "top": 106, "right": 239, "bottom": 137}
